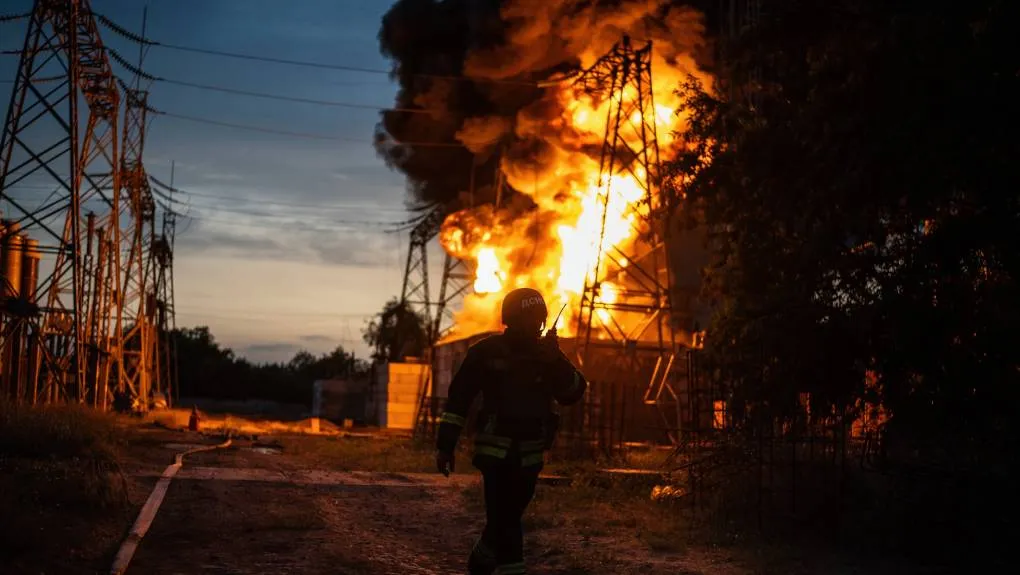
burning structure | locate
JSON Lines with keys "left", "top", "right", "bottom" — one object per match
{"left": 381, "top": 0, "right": 716, "bottom": 447}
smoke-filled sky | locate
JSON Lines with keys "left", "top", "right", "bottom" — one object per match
{"left": 376, "top": 0, "right": 715, "bottom": 337}
{"left": 0, "top": 0, "right": 718, "bottom": 363}
{"left": 0, "top": 0, "right": 436, "bottom": 363}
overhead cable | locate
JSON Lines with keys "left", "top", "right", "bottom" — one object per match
{"left": 180, "top": 212, "right": 407, "bottom": 230}
{"left": 94, "top": 12, "right": 541, "bottom": 87}
{"left": 0, "top": 12, "right": 29, "bottom": 23}
{"left": 144, "top": 104, "right": 465, "bottom": 148}
{"left": 105, "top": 46, "right": 429, "bottom": 114}
{"left": 161, "top": 188, "right": 410, "bottom": 213}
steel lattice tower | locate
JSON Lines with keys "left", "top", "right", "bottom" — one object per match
{"left": 574, "top": 36, "right": 687, "bottom": 443}
{"left": 152, "top": 175, "right": 177, "bottom": 407}
{"left": 432, "top": 254, "right": 472, "bottom": 340}
{"left": 118, "top": 83, "right": 157, "bottom": 409}
{"left": 400, "top": 207, "right": 477, "bottom": 346}
{"left": 399, "top": 208, "right": 439, "bottom": 342}
{"left": 0, "top": 0, "right": 123, "bottom": 406}
{"left": 401, "top": 205, "right": 473, "bottom": 439}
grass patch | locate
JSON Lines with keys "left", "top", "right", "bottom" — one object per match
{"left": 0, "top": 401, "right": 136, "bottom": 573}
{"left": 544, "top": 445, "right": 673, "bottom": 476}
{"left": 458, "top": 467, "right": 689, "bottom": 571}
{"left": 0, "top": 400, "right": 128, "bottom": 509}
{"left": 530, "top": 476, "right": 687, "bottom": 550}
{"left": 273, "top": 434, "right": 466, "bottom": 473}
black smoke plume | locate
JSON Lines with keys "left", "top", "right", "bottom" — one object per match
{"left": 375, "top": 0, "right": 716, "bottom": 216}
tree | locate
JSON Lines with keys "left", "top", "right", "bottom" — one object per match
{"left": 287, "top": 346, "right": 369, "bottom": 382}
{"left": 660, "top": 0, "right": 1020, "bottom": 562}
{"left": 171, "top": 328, "right": 370, "bottom": 404}
{"left": 286, "top": 351, "right": 318, "bottom": 374}
{"left": 671, "top": 0, "right": 1018, "bottom": 432}
{"left": 666, "top": 0, "right": 1017, "bottom": 559}
{"left": 362, "top": 297, "right": 429, "bottom": 363}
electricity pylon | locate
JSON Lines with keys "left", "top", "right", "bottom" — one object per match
{"left": 0, "top": 0, "right": 123, "bottom": 406}
{"left": 574, "top": 36, "right": 688, "bottom": 444}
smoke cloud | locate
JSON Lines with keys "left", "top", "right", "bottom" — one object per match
{"left": 376, "top": 0, "right": 710, "bottom": 210}
{"left": 376, "top": 0, "right": 714, "bottom": 338}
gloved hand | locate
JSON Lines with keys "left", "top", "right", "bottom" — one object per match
{"left": 538, "top": 328, "right": 563, "bottom": 365}
{"left": 436, "top": 450, "right": 455, "bottom": 477}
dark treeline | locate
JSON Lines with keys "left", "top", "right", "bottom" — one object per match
{"left": 172, "top": 327, "right": 369, "bottom": 405}
{"left": 669, "top": 0, "right": 1017, "bottom": 566}
{"left": 172, "top": 298, "right": 428, "bottom": 405}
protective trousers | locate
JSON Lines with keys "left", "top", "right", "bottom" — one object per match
{"left": 468, "top": 462, "right": 541, "bottom": 575}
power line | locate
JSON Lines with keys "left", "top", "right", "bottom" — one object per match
{"left": 144, "top": 178, "right": 413, "bottom": 214}
{"left": 148, "top": 107, "right": 357, "bottom": 141}
{"left": 176, "top": 206, "right": 423, "bottom": 233}
{"left": 168, "top": 189, "right": 410, "bottom": 213}
{"left": 0, "top": 12, "right": 29, "bottom": 23}
{"left": 93, "top": 12, "right": 541, "bottom": 88}
{"left": 145, "top": 105, "right": 465, "bottom": 148}
{"left": 141, "top": 179, "right": 421, "bottom": 229}
{"left": 4, "top": 178, "right": 416, "bottom": 215}
{"left": 104, "top": 46, "right": 430, "bottom": 114}
{"left": 174, "top": 308, "right": 372, "bottom": 337}
{"left": 160, "top": 76, "right": 428, "bottom": 113}
{"left": 175, "top": 305, "right": 373, "bottom": 320}
{"left": 181, "top": 211, "right": 406, "bottom": 229}
{"left": 157, "top": 42, "right": 541, "bottom": 87}
{"left": 175, "top": 199, "right": 423, "bottom": 233}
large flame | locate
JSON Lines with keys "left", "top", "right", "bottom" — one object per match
{"left": 437, "top": 7, "right": 712, "bottom": 341}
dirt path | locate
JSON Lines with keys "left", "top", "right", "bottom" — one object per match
{"left": 122, "top": 432, "right": 749, "bottom": 575}
{"left": 126, "top": 479, "right": 469, "bottom": 574}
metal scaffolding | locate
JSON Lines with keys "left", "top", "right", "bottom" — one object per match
{"left": 572, "top": 36, "right": 692, "bottom": 446}
{"left": 401, "top": 204, "right": 475, "bottom": 439}
{"left": 0, "top": 1, "right": 176, "bottom": 409}
{"left": 400, "top": 205, "right": 471, "bottom": 345}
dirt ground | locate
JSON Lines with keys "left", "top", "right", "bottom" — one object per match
{"left": 6, "top": 417, "right": 899, "bottom": 575}
{"left": 118, "top": 425, "right": 748, "bottom": 575}
{"left": 0, "top": 408, "right": 933, "bottom": 575}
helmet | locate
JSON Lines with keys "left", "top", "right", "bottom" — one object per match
{"left": 501, "top": 288, "right": 547, "bottom": 328}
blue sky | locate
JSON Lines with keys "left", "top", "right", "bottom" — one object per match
{"left": 0, "top": 0, "right": 440, "bottom": 363}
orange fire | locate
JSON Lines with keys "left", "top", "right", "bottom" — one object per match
{"left": 438, "top": 23, "right": 711, "bottom": 342}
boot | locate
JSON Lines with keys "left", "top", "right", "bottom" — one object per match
{"left": 467, "top": 539, "right": 496, "bottom": 575}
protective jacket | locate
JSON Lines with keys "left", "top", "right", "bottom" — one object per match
{"left": 436, "top": 332, "right": 588, "bottom": 468}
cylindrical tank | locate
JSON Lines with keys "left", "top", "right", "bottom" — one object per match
{"left": 1, "top": 221, "right": 24, "bottom": 299}
{"left": 0, "top": 219, "right": 9, "bottom": 292}
{"left": 20, "top": 237, "right": 41, "bottom": 303}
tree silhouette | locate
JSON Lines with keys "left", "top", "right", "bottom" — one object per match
{"left": 362, "top": 297, "right": 429, "bottom": 363}
{"left": 172, "top": 328, "right": 368, "bottom": 404}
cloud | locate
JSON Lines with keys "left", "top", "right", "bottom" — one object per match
{"left": 201, "top": 172, "right": 245, "bottom": 182}
{"left": 175, "top": 224, "right": 294, "bottom": 261}
{"left": 241, "top": 342, "right": 301, "bottom": 364}
{"left": 299, "top": 334, "right": 333, "bottom": 343}
{"left": 244, "top": 342, "right": 299, "bottom": 354}
{"left": 308, "top": 229, "right": 401, "bottom": 268}
{"left": 173, "top": 215, "right": 402, "bottom": 272}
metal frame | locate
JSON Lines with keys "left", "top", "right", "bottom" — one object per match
{"left": 1, "top": 0, "right": 175, "bottom": 409}
{"left": 573, "top": 36, "right": 687, "bottom": 444}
